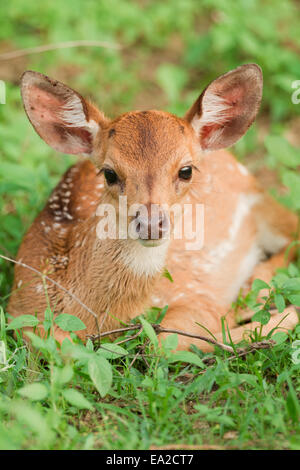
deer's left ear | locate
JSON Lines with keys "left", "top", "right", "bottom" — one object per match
{"left": 21, "top": 71, "right": 109, "bottom": 156}
{"left": 185, "top": 64, "right": 263, "bottom": 151}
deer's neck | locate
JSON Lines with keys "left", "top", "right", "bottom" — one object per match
{"left": 66, "top": 216, "right": 169, "bottom": 331}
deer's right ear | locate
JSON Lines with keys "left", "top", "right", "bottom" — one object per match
{"left": 21, "top": 71, "right": 109, "bottom": 156}
{"left": 185, "top": 64, "right": 263, "bottom": 151}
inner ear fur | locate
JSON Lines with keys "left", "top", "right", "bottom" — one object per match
{"left": 185, "top": 64, "right": 263, "bottom": 151}
{"left": 21, "top": 70, "right": 109, "bottom": 155}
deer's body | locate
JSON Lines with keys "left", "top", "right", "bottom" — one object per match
{"left": 8, "top": 66, "right": 299, "bottom": 349}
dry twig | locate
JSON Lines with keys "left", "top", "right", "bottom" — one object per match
{"left": 88, "top": 323, "right": 236, "bottom": 353}
{"left": 0, "top": 40, "right": 122, "bottom": 61}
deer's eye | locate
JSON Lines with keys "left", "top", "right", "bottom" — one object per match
{"left": 178, "top": 166, "right": 192, "bottom": 181}
{"left": 104, "top": 168, "right": 118, "bottom": 185}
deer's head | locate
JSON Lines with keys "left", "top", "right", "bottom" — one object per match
{"left": 21, "top": 64, "right": 262, "bottom": 246}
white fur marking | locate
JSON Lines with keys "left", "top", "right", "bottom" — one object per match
{"left": 237, "top": 162, "right": 249, "bottom": 176}
{"left": 191, "top": 91, "right": 231, "bottom": 148}
{"left": 202, "top": 193, "right": 261, "bottom": 272}
{"left": 258, "top": 221, "right": 288, "bottom": 254}
{"left": 36, "top": 283, "right": 44, "bottom": 293}
{"left": 225, "top": 242, "right": 263, "bottom": 303}
{"left": 120, "top": 241, "right": 169, "bottom": 277}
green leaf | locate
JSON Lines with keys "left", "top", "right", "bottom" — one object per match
{"left": 274, "top": 293, "right": 285, "bottom": 313}
{"left": 97, "top": 344, "right": 127, "bottom": 360}
{"left": 272, "top": 272, "right": 290, "bottom": 288}
{"left": 252, "top": 309, "right": 271, "bottom": 325}
{"left": 139, "top": 317, "right": 158, "bottom": 347}
{"left": 157, "top": 305, "right": 169, "bottom": 323}
{"left": 64, "top": 343, "right": 92, "bottom": 361}
{"left": 285, "top": 377, "right": 300, "bottom": 423}
{"left": 54, "top": 313, "right": 86, "bottom": 332}
{"left": 25, "top": 332, "right": 57, "bottom": 354}
{"left": 161, "top": 333, "right": 178, "bottom": 352}
{"left": 206, "top": 414, "right": 235, "bottom": 427}
{"left": 272, "top": 331, "right": 288, "bottom": 345}
{"left": 9, "top": 401, "right": 54, "bottom": 444}
{"left": 156, "top": 64, "right": 188, "bottom": 103}
{"left": 25, "top": 331, "right": 49, "bottom": 350}
{"left": 265, "top": 136, "right": 300, "bottom": 168}
{"left": 7, "top": 314, "right": 39, "bottom": 330}
{"left": 251, "top": 279, "right": 270, "bottom": 291}
{"left": 288, "top": 263, "right": 299, "bottom": 277}
{"left": 281, "top": 171, "right": 300, "bottom": 210}
{"left": 168, "top": 351, "right": 204, "bottom": 368}
{"left": 194, "top": 404, "right": 235, "bottom": 427}
{"left": 18, "top": 383, "right": 48, "bottom": 401}
{"left": 53, "top": 365, "right": 73, "bottom": 386}
{"left": 282, "top": 278, "right": 300, "bottom": 291}
{"left": 287, "top": 295, "right": 300, "bottom": 307}
{"left": 162, "top": 268, "right": 173, "bottom": 283}
{"left": 62, "top": 389, "right": 93, "bottom": 410}
{"left": 43, "top": 307, "right": 53, "bottom": 332}
{"left": 88, "top": 356, "right": 112, "bottom": 398}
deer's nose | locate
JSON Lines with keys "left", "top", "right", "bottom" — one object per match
{"left": 134, "top": 206, "right": 170, "bottom": 240}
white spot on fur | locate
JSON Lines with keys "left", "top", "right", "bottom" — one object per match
{"left": 36, "top": 283, "right": 44, "bottom": 293}
{"left": 237, "top": 163, "right": 249, "bottom": 176}
{"left": 257, "top": 221, "right": 288, "bottom": 254}
{"left": 173, "top": 292, "right": 185, "bottom": 301}
{"left": 151, "top": 296, "right": 163, "bottom": 305}
{"left": 225, "top": 242, "right": 263, "bottom": 303}
{"left": 186, "top": 283, "right": 196, "bottom": 289}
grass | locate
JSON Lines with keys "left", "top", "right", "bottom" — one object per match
{"left": 0, "top": 0, "right": 300, "bottom": 450}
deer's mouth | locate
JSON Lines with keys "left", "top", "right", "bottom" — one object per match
{"left": 138, "top": 238, "right": 169, "bottom": 248}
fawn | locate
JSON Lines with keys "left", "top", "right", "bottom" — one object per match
{"left": 8, "top": 64, "right": 299, "bottom": 350}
